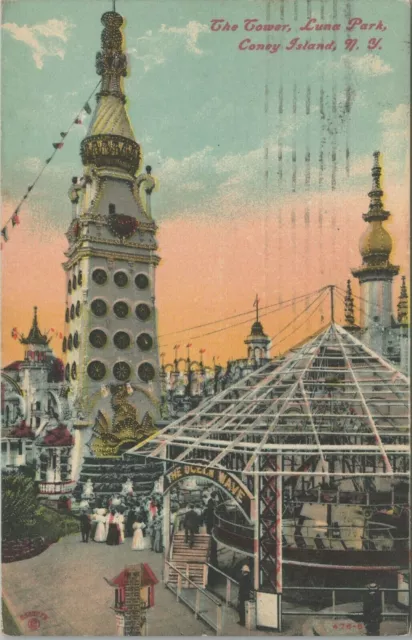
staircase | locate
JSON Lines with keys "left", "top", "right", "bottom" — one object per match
{"left": 167, "top": 532, "right": 211, "bottom": 588}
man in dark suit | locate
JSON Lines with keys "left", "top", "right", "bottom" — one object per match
{"left": 80, "top": 511, "right": 91, "bottom": 543}
{"left": 363, "top": 583, "right": 382, "bottom": 635}
{"left": 184, "top": 504, "right": 199, "bottom": 548}
{"left": 237, "top": 565, "right": 252, "bottom": 626}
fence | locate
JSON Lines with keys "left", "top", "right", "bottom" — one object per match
{"left": 164, "top": 560, "right": 223, "bottom": 635}
{"left": 282, "top": 586, "right": 409, "bottom": 622}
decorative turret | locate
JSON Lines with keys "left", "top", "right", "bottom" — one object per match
{"left": 245, "top": 295, "right": 271, "bottom": 364}
{"left": 20, "top": 307, "right": 50, "bottom": 347}
{"left": 351, "top": 152, "right": 399, "bottom": 337}
{"left": 397, "top": 276, "right": 409, "bottom": 326}
{"left": 344, "top": 280, "right": 355, "bottom": 325}
{"left": 80, "top": 5, "right": 141, "bottom": 175}
{"left": 352, "top": 152, "right": 399, "bottom": 281}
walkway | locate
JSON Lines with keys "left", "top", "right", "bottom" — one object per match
{"left": 2, "top": 533, "right": 211, "bottom": 636}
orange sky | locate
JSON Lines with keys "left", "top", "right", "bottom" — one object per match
{"left": 1, "top": 182, "right": 409, "bottom": 368}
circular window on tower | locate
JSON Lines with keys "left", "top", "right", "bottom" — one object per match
{"left": 87, "top": 360, "right": 106, "bottom": 381}
{"left": 70, "top": 304, "right": 75, "bottom": 320}
{"left": 135, "top": 303, "right": 151, "bottom": 321}
{"left": 138, "top": 362, "right": 155, "bottom": 383}
{"left": 89, "top": 329, "right": 107, "bottom": 348}
{"left": 135, "top": 273, "right": 149, "bottom": 290}
{"left": 68, "top": 334, "right": 73, "bottom": 351}
{"left": 65, "top": 364, "right": 70, "bottom": 381}
{"left": 113, "top": 361, "right": 131, "bottom": 381}
{"left": 91, "top": 298, "right": 108, "bottom": 317}
{"left": 73, "top": 275, "right": 77, "bottom": 290}
{"left": 73, "top": 331, "right": 79, "bottom": 349}
{"left": 62, "top": 337, "right": 67, "bottom": 353}
{"left": 114, "top": 271, "right": 129, "bottom": 288}
{"left": 71, "top": 362, "right": 77, "bottom": 380}
{"left": 113, "top": 301, "right": 129, "bottom": 318}
{"left": 65, "top": 308, "right": 69, "bottom": 323}
{"left": 92, "top": 268, "right": 108, "bottom": 285}
{"left": 76, "top": 301, "right": 81, "bottom": 317}
{"left": 136, "top": 333, "right": 153, "bottom": 351}
{"left": 113, "top": 331, "right": 131, "bottom": 350}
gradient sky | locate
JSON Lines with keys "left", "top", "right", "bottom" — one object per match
{"left": 1, "top": 0, "right": 410, "bottom": 367}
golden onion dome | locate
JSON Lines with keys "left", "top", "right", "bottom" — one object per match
{"left": 359, "top": 221, "right": 392, "bottom": 261}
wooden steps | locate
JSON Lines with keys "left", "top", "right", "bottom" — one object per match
{"left": 168, "top": 532, "right": 211, "bottom": 588}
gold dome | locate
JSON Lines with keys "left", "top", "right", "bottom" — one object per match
{"left": 359, "top": 221, "right": 392, "bottom": 262}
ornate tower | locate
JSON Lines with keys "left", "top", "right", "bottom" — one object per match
{"left": 351, "top": 152, "right": 399, "bottom": 351}
{"left": 19, "top": 307, "right": 54, "bottom": 432}
{"left": 62, "top": 6, "right": 161, "bottom": 462}
{"left": 244, "top": 296, "right": 271, "bottom": 365}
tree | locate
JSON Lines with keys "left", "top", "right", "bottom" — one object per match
{"left": 2, "top": 472, "right": 38, "bottom": 540}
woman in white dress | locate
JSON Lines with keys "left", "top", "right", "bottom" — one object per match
{"left": 131, "top": 521, "right": 146, "bottom": 551}
{"left": 94, "top": 509, "right": 107, "bottom": 543}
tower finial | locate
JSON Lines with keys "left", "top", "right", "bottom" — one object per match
{"left": 397, "top": 276, "right": 409, "bottom": 326}
{"left": 344, "top": 280, "right": 355, "bottom": 326}
{"left": 254, "top": 294, "right": 259, "bottom": 322}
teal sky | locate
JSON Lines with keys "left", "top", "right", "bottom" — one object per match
{"left": 1, "top": 0, "right": 410, "bottom": 232}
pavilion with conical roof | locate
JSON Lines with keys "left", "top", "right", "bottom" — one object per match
{"left": 128, "top": 320, "right": 409, "bottom": 626}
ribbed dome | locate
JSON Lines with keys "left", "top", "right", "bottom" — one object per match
{"left": 250, "top": 321, "right": 266, "bottom": 337}
{"left": 359, "top": 221, "right": 392, "bottom": 262}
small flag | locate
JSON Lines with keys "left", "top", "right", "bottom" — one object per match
{"left": 51, "top": 328, "right": 55, "bottom": 332}
{"left": 186, "top": 343, "right": 192, "bottom": 348}
{"left": 1, "top": 227, "right": 9, "bottom": 242}
{"left": 200, "top": 348, "right": 206, "bottom": 354}
{"left": 60, "top": 132, "right": 68, "bottom": 138}
{"left": 11, "top": 327, "right": 18, "bottom": 339}
{"left": 174, "top": 344, "right": 180, "bottom": 349}
{"left": 74, "top": 117, "right": 83, "bottom": 125}
{"left": 253, "top": 295, "right": 260, "bottom": 307}
{"left": 59, "top": 332, "right": 63, "bottom": 339}
{"left": 11, "top": 213, "right": 20, "bottom": 227}
{"left": 83, "top": 101, "right": 92, "bottom": 114}
{"left": 45, "top": 157, "right": 52, "bottom": 164}
{"left": 53, "top": 142, "right": 64, "bottom": 150}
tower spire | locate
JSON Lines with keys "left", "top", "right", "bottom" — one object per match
{"left": 20, "top": 306, "right": 50, "bottom": 346}
{"left": 344, "top": 280, "right": 355, "bottom": 326}
{"left": 397, "top": 276, "right": 409, "bottom": 326}
{"left": 351, "top": 152, "right": 399, "bottom": 281}
{"left": 80, "top": 3, "right": 141, "bottom": 175}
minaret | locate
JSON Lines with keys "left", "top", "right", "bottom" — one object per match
{"left": 244, "top": 295, "right": 271, "bottom": 365}
{"left": 343, "top": 279, "right": 360, "bottom": 334}
{"left": 397, "top": 276, "right": 409, "bottom": 326}
{"left": 62, "top": 5, "right": 161, "bottom": 464}
{"left": 397, "top": 276, "right": 409, "bottom": 375}
{"left": 19, "top": 307, "right": 53, "bottom": 431}
{"left": 351, "top": 152, "right": 399, "bottom": 350}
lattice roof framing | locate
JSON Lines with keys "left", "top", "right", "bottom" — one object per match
{"left": 128, "top": 324, "right": 410, "bottom": 478}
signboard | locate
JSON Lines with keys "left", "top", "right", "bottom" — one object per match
{"left": 256, "top": 592, "right": 280, "bottom": 631}
{"left": 163, "top": 462, "right": 252, "bottom": 518}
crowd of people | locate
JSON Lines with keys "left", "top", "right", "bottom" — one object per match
{"left": 78, "top": 490, "right": 164, "bottom": 553}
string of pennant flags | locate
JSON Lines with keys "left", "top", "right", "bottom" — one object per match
{"left": 1, "top": 79, "right": 102, "bottom": 247}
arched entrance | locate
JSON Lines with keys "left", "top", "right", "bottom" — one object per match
{"left": 161, "top": 459, "right": 254, "bottom": 589}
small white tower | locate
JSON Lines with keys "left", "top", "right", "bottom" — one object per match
{"left": 244, "top": 295, "right": 271, "bottom": 366}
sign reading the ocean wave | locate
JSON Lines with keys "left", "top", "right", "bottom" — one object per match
{"left": 163, "top": 462, "right": 252, "bottom": 518}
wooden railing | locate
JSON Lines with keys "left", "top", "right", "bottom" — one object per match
{"left": 164, "top": 560, "right": 223, "bottom": 635}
